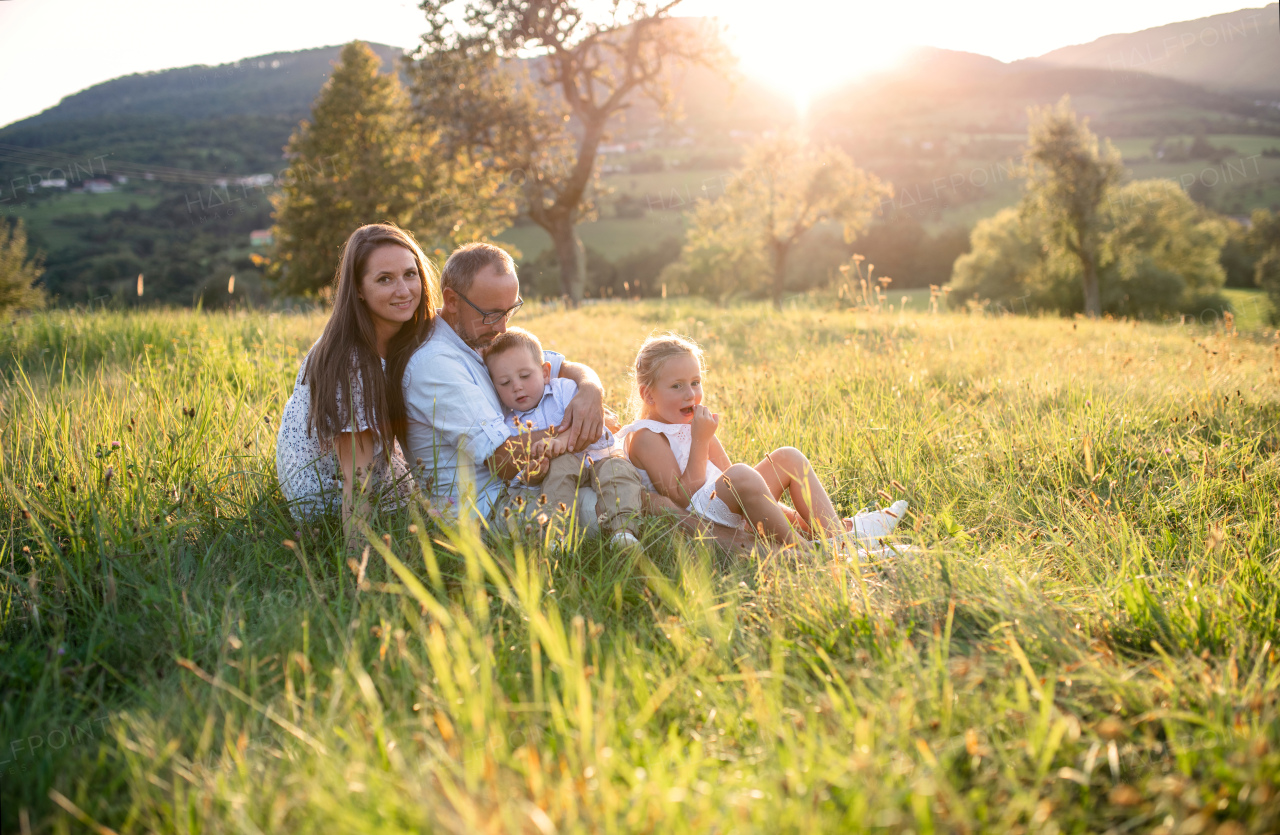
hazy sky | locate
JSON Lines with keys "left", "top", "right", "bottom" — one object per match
{"left": 0, "top": 0, "right": 1263, "bottom": 128}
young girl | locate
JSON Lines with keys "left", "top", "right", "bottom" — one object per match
{"left": 617, "top": 333, "right": 907, "bottom": 548}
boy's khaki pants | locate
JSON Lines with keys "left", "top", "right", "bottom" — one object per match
{"left": 500, "top": 454, "right": 642, "bottom": 536}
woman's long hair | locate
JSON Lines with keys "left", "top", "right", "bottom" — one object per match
{"left": 305, "top": 223, "right": 437, "bottom": 457}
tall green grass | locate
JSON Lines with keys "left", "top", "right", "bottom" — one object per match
{"left": 2, "top": 302, "right": 1278, "bottom": 832}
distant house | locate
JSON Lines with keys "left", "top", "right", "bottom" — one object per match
{"left": 250, "top": 230, "right": 273, "bottom": 247}
{"left": 84, "top": 179, "right": 114, "bottom": 194}
{"left": 40, "top": 178, "right": 68, "bottom": 189}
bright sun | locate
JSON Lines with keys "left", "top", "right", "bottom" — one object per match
{"left": 717, "top": 10, "right": 913, "bottom": 111}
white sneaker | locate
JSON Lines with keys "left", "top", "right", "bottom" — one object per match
{"left": 609, "top": 530, "right": 642, "bottom": 550}
{"left": 846, "top": 500, "right": 909, "bottom": 547}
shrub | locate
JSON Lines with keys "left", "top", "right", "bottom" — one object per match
{"left": 0, "top": 219, "right": 46, "bottom": 315}
{"left": 950, "top": 180, "right": 1229, "bottom": 318}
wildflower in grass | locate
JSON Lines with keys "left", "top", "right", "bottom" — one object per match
{"left": 557, "top": 502, "right": 567, "bottom": 512}
{"left": 536, "top": 513, "right": 549, "bottom": 526}
{"left": 104, "top": 467, "right": 113, "bottom": 487}
{"left": 283, "top": 540, "right": 297, "bottom": 550}
{"left": 1096, "top": 717, "right": 1126, "bottom": 740}
{"left": 1108, "top": 785, "right": 1142, "bottom": 806}
{"left": 408, "top": 524, "right": 418, "bottom": 534}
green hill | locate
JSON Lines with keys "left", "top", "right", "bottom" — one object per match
{"left": 11, "top": 45, "right": 401, "bottom": 127}
{"left": 0, "top": 44, "right": 403, "bottom": 184}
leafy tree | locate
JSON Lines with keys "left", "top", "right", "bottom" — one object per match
{"left": 1023, "top": 96, "right": 1124, "bottom": 318}
{"left": 948, "top": 208, "right": 1053, "bottom": 311}
{"left": 659, "top": 181, "right": 768, "bottom": 304}
{"left": 950, "top": 179, "right": 1228, "bottom": 317}
{"left": 663, "top": 134, "right": 888, "bottom": 308}
{"left": 0, "top": 220, "right": 46, "bottom": 314}
{"left": 1247, "top": 209, "right": 1280, "bottom": 323}
{"left": 269, "top": 41, "right": 509, "bottom": 296}
{"left": 1102, "top": 180, "right": 1227, "bottom": 315}
{"left": 409, "top": 1, "right": 727, "bottom": 304}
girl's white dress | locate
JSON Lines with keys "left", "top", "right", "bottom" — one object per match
{"left": 616, "top": 419, "right": 746, "bottom": 529}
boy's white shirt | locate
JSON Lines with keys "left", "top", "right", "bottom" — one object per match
{"left": 501, "top": 377, "right": 618, "bottom": 476}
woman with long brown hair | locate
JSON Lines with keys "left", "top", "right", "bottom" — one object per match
{"left": 275, "top": 223, "right": 436, "bottom": 538}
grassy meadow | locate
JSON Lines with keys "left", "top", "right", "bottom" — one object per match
{"left": 2, "top": 300, "right": 1279, "bottom": 833}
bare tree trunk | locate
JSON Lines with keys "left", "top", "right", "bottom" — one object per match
{"left": 1081, "top": 250, "right": 1100, "bottom": 319}
{"left": 548, "top": 216, "right": 586, "bottom": 307}
{"left": 771, "top": 242, "right": 789, "bottom": 311}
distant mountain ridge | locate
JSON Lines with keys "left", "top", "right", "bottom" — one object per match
{"left": 812, "top": 43, "right": 1280, "bottom": 141}
{"left": 1037, "top": 4, "right": 1280, "bottom": 96}
{"left": 6, "top": 44, "right": 404, "bottom": 130}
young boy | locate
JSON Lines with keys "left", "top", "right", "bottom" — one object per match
{"left": 484, "top": 327, "right": 644, "bottom": 546}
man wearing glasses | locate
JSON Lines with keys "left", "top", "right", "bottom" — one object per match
{"left": 402, "top": 242, "right": 612, "bottom": 525}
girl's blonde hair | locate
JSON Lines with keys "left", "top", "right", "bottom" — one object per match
{"left": 631, "top": 332, "right": 704, "bottom": 420}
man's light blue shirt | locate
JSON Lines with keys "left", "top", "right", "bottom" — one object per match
{"left": 402, "top": 318, "right": 563, "bottom": 520}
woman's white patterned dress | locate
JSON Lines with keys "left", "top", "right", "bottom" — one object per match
{"left": 275, "top": 353, "right": 413, "bottom": 520}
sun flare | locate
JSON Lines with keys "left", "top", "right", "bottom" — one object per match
{"left": 724, "top": 15, "right": 912, "bottom": 111}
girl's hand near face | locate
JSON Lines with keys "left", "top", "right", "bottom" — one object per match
{"left": 691, "top": 405, "right": 719, "bottom": 445}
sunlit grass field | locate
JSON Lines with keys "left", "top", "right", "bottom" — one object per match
{"left": 2, "top": 301, "right": 1279, "bottom": 833}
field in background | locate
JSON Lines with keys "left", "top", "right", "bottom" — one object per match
{"left": 499, "top": 134, "right": 1280, "bottom": 260}
{"left": 1, "top": 302, "right": 1279, "bottom": 832}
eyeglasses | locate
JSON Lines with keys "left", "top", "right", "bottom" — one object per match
{"left": 452, "top": 288, "right": 523, "bottom": 325}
